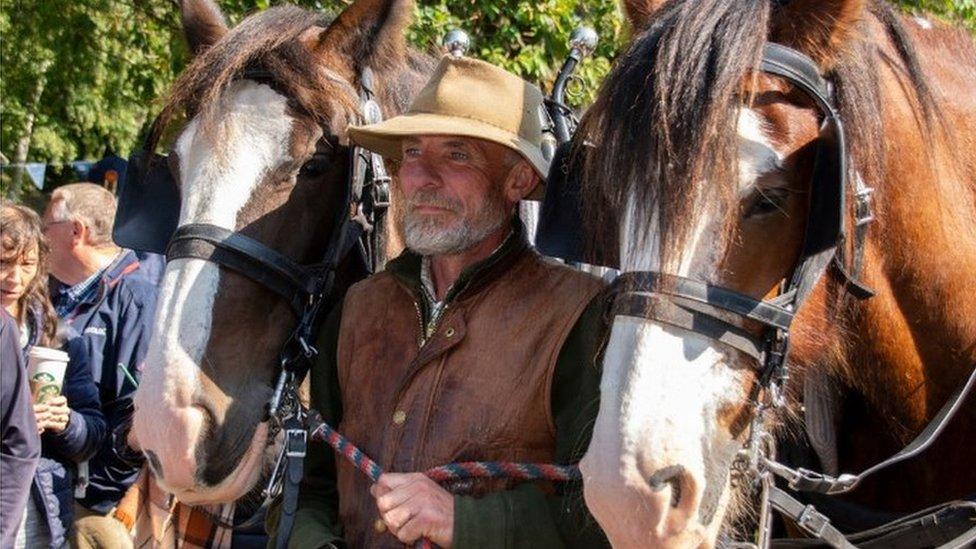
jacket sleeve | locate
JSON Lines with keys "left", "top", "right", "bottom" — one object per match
{"left": 268, "top": 300, "right": 346, "bottom": 549}
{"left": 0, "top": 314, "right": 41, "bottom": 546}
{"left": 43, "top": 337, "right": 106, "bottom": 463}
{"left": 452, "top": 297, "right": 611, "bottom": 548}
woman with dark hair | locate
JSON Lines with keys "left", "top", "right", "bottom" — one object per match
{"left": 1, "top": 204, "right": 106, "bottom": 548}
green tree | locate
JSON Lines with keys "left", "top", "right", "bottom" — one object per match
{"left": 1, "top": 0, "right": 973, "bottom": 200}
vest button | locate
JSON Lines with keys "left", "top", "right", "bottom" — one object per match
{"left": 392, "top": 410, "right": 407, "bottom": 425}
{"left": 374, "top": 518, "right": 387, "bottom": 533}
{"left": 445, "top": 327, "right": 456, "bottom": 337}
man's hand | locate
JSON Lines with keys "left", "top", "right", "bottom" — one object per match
{"left": 43, "top": 396, "right": 71, "bottom": 433}
{"left": 371, "top": 473, "right": 454, "bottom": 547}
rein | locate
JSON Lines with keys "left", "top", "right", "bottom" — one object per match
{"left": 305, "top": 412, "right": 581, "bottom": 548}
{"left": 605, "top": 43, "right": 976, "bottom": 548}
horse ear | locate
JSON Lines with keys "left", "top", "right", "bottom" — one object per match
{"left": 314, "top": 0, "right": 412, "bottom": 63}
{"left": 771, "top": 0, "right": 866, "bottom": 69}
{"left": 621, "top": 0, "right": 668, "bottom": 32}
{"left": 180, "top": 0, "right": 228, "bottom": 56}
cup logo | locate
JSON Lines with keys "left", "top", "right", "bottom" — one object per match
{"left": 31, "top": 372, "right": 61, "bottom": 404}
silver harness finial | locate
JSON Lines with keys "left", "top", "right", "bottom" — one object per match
{"left": 442, "top": 29, "right": 471, "bottom": 58}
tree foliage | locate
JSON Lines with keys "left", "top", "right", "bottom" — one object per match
{"left": 1, "top": 0, "right": 972, "bottom": 192}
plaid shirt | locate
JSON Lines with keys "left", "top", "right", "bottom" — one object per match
{"left": 114, "top": 467, "right": 234, "bottom": 549}
{"left": 417, "top": 231, "right": 513, "bottom": 343}
{"left": 54, "top": 260, "right": 113, "bottom": 318}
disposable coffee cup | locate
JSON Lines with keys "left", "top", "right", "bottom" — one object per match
{"left": 27, "top": 346, "right": 69, "bottom": 404}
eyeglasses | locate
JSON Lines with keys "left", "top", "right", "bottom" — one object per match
{"left": 42, "top": 220, "right": 71, "bottom": 231}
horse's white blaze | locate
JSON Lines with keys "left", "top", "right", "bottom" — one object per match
{"left": 738, "top": 108, "right": 782, "bottom": 192}
{"left": 582, "top": 108, "right": 780, "bottom": 545}
{"left": 134, "top": 81, "right": 294, "bottom": 488}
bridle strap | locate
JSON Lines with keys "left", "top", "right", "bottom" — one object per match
{"left": 611, "top": 293, "right": 766, "bottom": 360}
{"left": 765, "top": 360, "right": 976, "bottom": 495}
{"left": 760, "top": 43, "right": 835, "bottom": 116}
{"left": 166, "top": 223, "right": 322, "bottom": 315}
{"left": 613, "top": 272, "right": 794, "bottom": 331}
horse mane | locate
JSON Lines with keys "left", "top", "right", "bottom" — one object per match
{"left": 150, "top": 5, "right": 358, "bottom": 151}
{"left": 579, "top": 0, "right": 941, "bottom": 270}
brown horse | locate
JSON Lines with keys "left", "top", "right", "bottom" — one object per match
{"left": 577, "top": 0, "right": 976, "bottom": 546}
{"left": 130, "top": 0, "right": 432, "bottom": 506}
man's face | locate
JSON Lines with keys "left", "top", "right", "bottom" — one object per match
{"left": 41, "top": 201, "right": 76, "bottom": 282}
{"left": 397, "top": 135, "right": 529, "bottom": 256}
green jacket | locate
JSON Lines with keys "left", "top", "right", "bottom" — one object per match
{"left": 274, "top": 233, "right": 610, "bottom": 548}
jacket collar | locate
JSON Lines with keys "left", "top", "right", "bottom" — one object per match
{"left": 77, "top": 249, "right": 141, "bottom": 307}
{"left": 386, "top": 218, "right": 530, "bottom": 306}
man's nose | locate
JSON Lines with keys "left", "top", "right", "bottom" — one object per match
{"left": 401, "top": 158, "right": 441, "bottom": 190}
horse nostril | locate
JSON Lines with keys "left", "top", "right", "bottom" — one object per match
{"left": 144, "top": 449, "right": 164, "bottom": 482}
{"left": 648, "top": 464, "right": 685, "bottom": 508}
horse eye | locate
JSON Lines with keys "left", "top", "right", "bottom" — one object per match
{"left": 298, "top": 154, "right": 331, "bottom": 178}
{"left": 743, "top": 188, "right": 788, "bottom": 218}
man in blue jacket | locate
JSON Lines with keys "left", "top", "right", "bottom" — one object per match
{"left": 42, "top": 183, "right": 158, "bottom": 515}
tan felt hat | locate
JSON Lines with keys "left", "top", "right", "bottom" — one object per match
{"left": 348, "top": 55, "right": 549, "bottom": 199}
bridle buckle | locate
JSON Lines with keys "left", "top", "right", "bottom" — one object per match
{"left": 853, "top": 173, "right": 875, "bottom": 227}
{"left": 285, "top": 428, "right": 308, "bottom": 458}
{"left": 796, "top": 504, "right": 830, "bottom": 538}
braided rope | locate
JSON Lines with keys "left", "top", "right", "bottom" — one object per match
{"left": 308, "top": 419, "right": 582, "bottom": 548}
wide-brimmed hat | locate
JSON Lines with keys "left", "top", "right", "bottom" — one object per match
{"left": 347, "top": 56, "right": 548, "bottom": 199}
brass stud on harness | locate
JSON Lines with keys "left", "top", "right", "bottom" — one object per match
{"left": 392, "top": 410, "right": 407, "bottom": 425}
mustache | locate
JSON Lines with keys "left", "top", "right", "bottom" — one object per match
{"left": 407, "top": 190, "right": 463, "bottom": 214}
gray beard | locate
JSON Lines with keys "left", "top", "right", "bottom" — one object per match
{"left": 402, "top": 190, "right": 509, "bottom": 256}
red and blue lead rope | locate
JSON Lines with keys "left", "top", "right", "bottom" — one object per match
{"left": 308, "top": 420, "right": 581, "bottom": 548}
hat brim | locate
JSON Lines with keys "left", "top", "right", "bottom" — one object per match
{"left": 347, "top": 113, "right": 549, "bottom": 200}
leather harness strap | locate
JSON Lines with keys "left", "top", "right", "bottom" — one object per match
{"left": 768, "top": 486, "right": 857, "bottom": 549}
{"left": 166, "top": 223, "right": 322, "bottom": 314}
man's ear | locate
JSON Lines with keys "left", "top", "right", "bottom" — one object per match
{"left": 503, "top": 160, "right": 540, "bottom": 203}
{"left": 70, "top": 219, "right": 86, "bottom": 247}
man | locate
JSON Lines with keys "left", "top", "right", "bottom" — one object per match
{"left": 284, "top": 56, "right": 609, "bottom": 547}
{"left": 42, "top": 183, "right": 156, "bottom": 515}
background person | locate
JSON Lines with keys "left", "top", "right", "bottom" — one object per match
{"left": 41, "top": 183, "right": 157, "bottom": 517}
{"left": 2, "top": 204, "right": 107, "bottom": 548}
{"left": 0, "top": 310, "right": 40, "bottom": 547}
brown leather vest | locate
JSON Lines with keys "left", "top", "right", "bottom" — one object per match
{"left": 334, "top": 246, "right": 604, "bottom": 547}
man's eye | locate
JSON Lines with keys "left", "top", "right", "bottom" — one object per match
{"left": 449, "top": 151, "right": 468, "bottom": 161}
{"left": 403, "top": 147, "right": 421, "bottom": 157}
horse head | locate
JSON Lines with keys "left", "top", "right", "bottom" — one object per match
{"left": 578, "top": 0, "right": 877, "bottom": 546}
{"left": 131, "top": 0, "right": 431, "bottom": 505}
